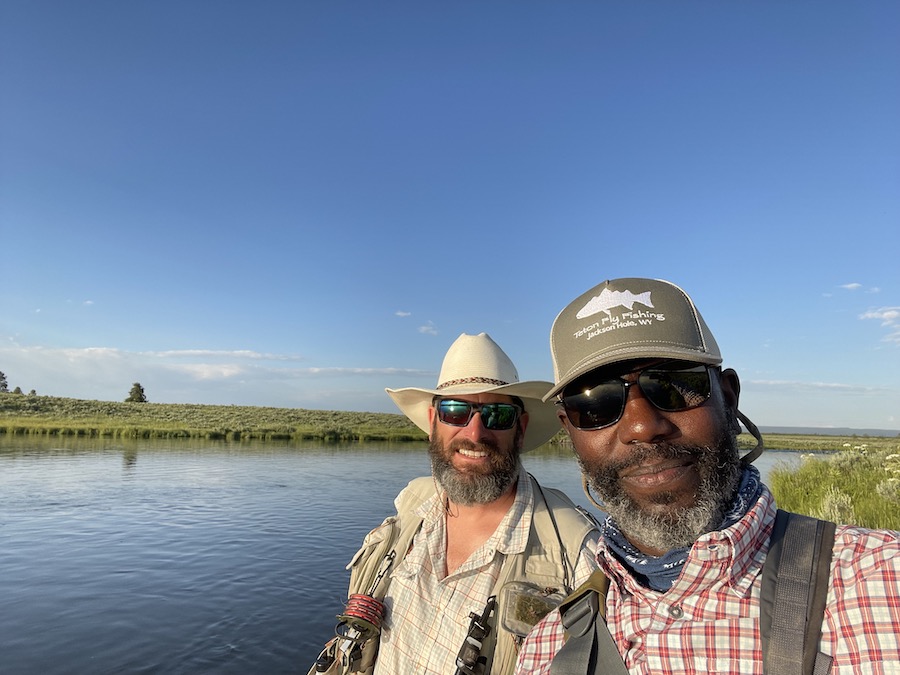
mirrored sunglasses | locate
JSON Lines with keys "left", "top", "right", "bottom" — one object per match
{"left": 436, "top": 399, "right": 521, "bottom": 430}
{"left": 558, "top": 363, "right": 712, "bottom": 430}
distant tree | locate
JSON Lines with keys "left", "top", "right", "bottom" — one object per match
{"left": 0, "top": 371, "right": 7, "bottom": 393}
{"left": 126, "top": 382, "right": 148, "bottom": 403}
{"left": 12, "top": 386, "right": 23, "bottom": 395}
{"left": 28, "top": 389, "right": 37, "bottom": 396}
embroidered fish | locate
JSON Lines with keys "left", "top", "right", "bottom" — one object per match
{"left": 576, "top": 288, "right": 654, "bottom": 319}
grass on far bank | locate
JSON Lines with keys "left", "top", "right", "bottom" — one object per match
{"left": 0, "top": 392, "right": 428, "bottom": 442}
{"left": 4, "top": 393, "right": 899, "bottom": 528}
{"left": 769, "top": 444, "right": 900, "bottom": 530}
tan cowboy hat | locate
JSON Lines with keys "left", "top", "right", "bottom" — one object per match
{"left": 386, "top": 332, "right": 560, "bottom": 452}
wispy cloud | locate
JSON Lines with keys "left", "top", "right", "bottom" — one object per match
{"left": 418, "top": 321, "right": 438, "bottom": 336}
{"left": 0, "top": 342, "right": 429, "bottom": 409}
{"left": 839, "top": 282, "right": 880, "bottom": 294}
{"left": 748, "top": 379, "right": 890, "bottom": 394}
{"left": 142, "top": 349, "right": 305, "bottom": 361}
{"left": 860, "top": 306, "right": 900, "bottom": 344}
{"left": 395, "top": 311, "right": 411, "bottom": 317}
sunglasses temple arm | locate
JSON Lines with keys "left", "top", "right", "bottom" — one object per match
{"left": 581, "top": 473, "right": 606, "bottom": 511}
{"left": 737, "top": 409, "right": 765, "bottom": 464}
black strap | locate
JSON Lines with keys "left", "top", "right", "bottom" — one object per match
{"left": 760, "top": 510, "right": 836, "bottom": 675}
{"left": 550, "top": 571, "right": 628, "bottom": 675}
{"left": 553, "top": 511, "right": 836, "bottom": 675}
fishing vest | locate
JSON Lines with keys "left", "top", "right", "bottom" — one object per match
{"left": 550, "top": 510, "right": 837, "bottom": 675}
{"left": 339, "top": 473, "right": 599, "bottom": 675}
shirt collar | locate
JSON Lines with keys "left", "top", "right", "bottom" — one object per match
{"left": 596, "top": 484, "right": 776, "bottom": 596}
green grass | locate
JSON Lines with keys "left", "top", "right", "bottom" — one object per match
{"left": 0, "top": 392, "right": 428, "bottom": 442}
{"left": 768, "top": 444, "right": 900, "bottom": 530}
{"left": 4, "top": 392, "right": 899, "bottom": 528}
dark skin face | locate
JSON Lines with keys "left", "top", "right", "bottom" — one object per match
{"left": 558, "top": 360, "right": 742, "bottom": 555}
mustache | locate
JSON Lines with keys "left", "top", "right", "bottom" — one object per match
{"left": 448, "top": 437, "right": 502, "bottom": 455}
{"left": 604, "top": 442, "right": 696, "bottom": 475}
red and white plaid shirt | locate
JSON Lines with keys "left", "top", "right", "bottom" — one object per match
{"left": 516, "top": 486, "right": 900, "bottom": 674}
{"left": 373, "top": 467, "right": 598, "bottom": 675}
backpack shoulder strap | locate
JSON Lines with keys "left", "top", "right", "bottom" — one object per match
{"left": 760, "top": 509, "right": 837, "bottom": 675}
{"left": 550, "top": 570, "right": 628, "bottom": 675}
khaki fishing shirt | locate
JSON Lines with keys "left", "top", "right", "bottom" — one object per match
{"left": 372, "top": 466, "right": 598, "bottom": 675}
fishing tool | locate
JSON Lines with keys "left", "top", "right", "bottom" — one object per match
{"left": 454, "top": 595, "right": 497, "bottom": 675}
{"left": 312, "top": 551, "right": 395, "bottom": 674}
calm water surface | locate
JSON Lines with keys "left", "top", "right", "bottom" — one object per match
{"left": 0, "top": 436, "right": 800, "bottom": 674}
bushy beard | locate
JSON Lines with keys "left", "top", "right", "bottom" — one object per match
{"left": 429, "top": 427, "right": 522, "bottom": 506}
{"left": 579, "top": 428, "right": 742, "bottom": 552}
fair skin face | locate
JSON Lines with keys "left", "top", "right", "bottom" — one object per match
{"left": 559, "top": 360, "right": 741, "bottom": 556}
{"left": 427, "top": 393, "right": 529, "bottom": 575}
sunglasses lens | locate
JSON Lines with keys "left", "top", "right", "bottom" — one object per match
{"left": 639, "top": 367, "right": 711, "bottom": 411}
{"left": 437, "top": 400, "right": 520, "bottom": 429}
{"left": 560, "top": 382, "right": 626, "bottom": 430}
{"left": 438, "top": 400, "right": 473, "bottom": 426}
{"left": 480, "top": 403, "right": 519, "bottom": 430}
{"left": 560, "top": 365, "right": 712, "bottom": 430}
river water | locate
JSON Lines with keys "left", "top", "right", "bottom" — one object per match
{"left": 0, "top": 436, "right": 800, "bottom": 674}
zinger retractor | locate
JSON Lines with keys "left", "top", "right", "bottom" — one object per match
{"left": 312, "top": 551, "right": 396, "bottom": 674}
{"left": 334, "top": 593, "right": 386, "bottom": 643}
{"left": 334, "top": 550, "right": 395, "bottom": 641}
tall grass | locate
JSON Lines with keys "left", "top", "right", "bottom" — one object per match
{"left": 0, "top": 393, "right": 428, "bottom": 442}
{"left": 769, "top": 444, "right": 900, "bottom": 530}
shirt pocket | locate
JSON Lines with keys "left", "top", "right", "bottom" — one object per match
{"left": 643, "top": 616, "right": 762, "bottom": 674}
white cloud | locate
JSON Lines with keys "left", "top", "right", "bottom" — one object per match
{"left": 860, "top": 306, "right": 900, "bottom": 344}
{"left": 860, "top": 307, "right": 900, "bottom": 326}
{"left": 840, "top": 283, "right": 862, "bottom": 291}
{"left": 418, "top": 321, "right": 438, "bottom": 336}
{"left": 747, "top": 379, "right": 889, "bottom": 394}
{"left": 395, "top": 311, "right": 411, "bottom": 317}
{"left": 0, "top": 342, "right": 433, "bottom": 410}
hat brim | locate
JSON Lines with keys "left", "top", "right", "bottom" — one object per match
{"left": 386, "top": 380, "right": 561, "bottom": 453}
{"left": 544, "top": 347, "right": 723, "bottom": 401}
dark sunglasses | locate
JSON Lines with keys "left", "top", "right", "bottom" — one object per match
{"left": 435, "top": 399, "right": 521, "bottom": 430}
{"left": 558, "top": 363, "right": 713, "bottom": 430}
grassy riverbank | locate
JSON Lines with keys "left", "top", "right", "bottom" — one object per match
{"left": 769, "top": 446, "right": 900, "bottom": 530}
{"left": 1, "top": 393, "right": 896, "bottom": 451}
{"left": 3, "top": 393, "right": 898, "bottom": 528}
{"left": 0, "top": 392, "right": 427, "bottom": 442}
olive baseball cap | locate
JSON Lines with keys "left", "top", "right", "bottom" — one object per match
{"left": 545, "top": 278, "right": 723, "bottom": 401}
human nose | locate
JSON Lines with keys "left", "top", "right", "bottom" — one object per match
{"left": 458, "top": 409, "right": 492, "bottom": 440}
{"left": 615, "top": 378, "right": 676, "bottom": 444}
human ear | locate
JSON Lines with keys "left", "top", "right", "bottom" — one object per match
{"left": 718, "top": 368, "right": 742, "bottom": 431}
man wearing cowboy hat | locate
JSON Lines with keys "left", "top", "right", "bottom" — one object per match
{"left": 320, "top": 333, "right": 599, "bottom": 675}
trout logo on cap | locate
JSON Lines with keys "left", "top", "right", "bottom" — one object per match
{"left": 576, "top": 288, "right": 654, "bottom": 319}
{"left": 545, "top": 278, "right": 723, "bottom": 401}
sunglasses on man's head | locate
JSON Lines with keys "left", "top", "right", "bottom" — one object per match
{"left": 557, "top": 362, "right": 713, "bottom": 430}
{"left": 435, "top": 399, "right": 522, "bottom": 430}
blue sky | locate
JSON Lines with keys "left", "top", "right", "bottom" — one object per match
{"left": 1, "top": 1, "right": 898, "bottom": 431}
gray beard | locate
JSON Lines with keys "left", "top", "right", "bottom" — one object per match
{"left": 429, "top": 428, "right": 522, "bottom": 506}
{"left": 579, "top": 429, "right": 742, "bottom": 552}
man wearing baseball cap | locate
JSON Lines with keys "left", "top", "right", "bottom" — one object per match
{"left": 516, "top": 278, "right": 899, "bottom": 674}
{"left": 313, "top": 333, "right": 599, "bottom": 675}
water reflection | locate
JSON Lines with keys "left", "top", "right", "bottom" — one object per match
{"left": 0, "top": 435, "right": 800, "bottom": 674}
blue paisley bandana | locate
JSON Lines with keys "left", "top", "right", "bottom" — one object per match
{"left": 603, "top": 465, "right": 763, "bottom": 592}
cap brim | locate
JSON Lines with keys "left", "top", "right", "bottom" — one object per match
{"left": 543, "top": 348, "right": 722, "bottom": 402}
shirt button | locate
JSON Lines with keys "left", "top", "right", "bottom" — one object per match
{"left": 668, "top": 605, "right": 684, "bottom": 618}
